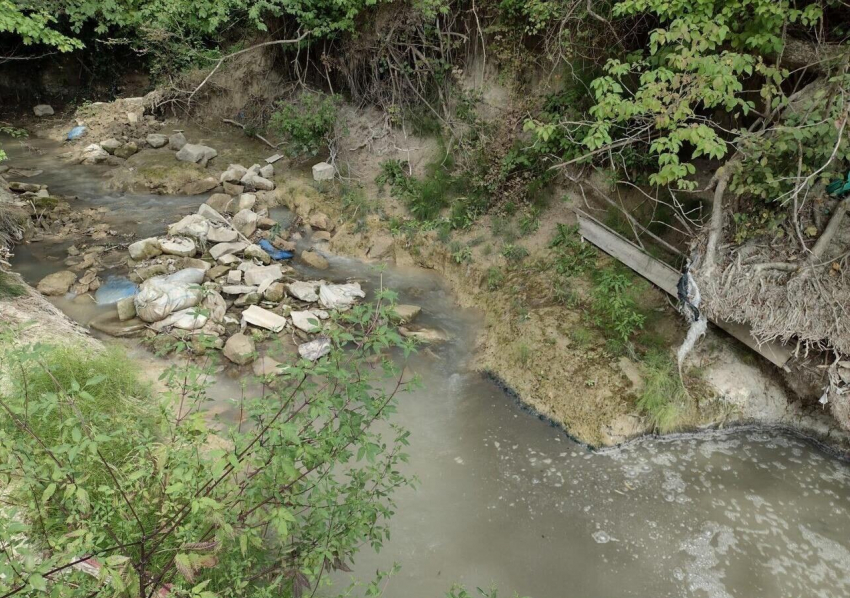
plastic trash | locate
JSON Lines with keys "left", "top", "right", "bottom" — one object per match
{"left": 134, "top": 268, "right": 205, "bottom": 323}
{"left": 94, "top": 276, "right": 138, "bottom": 305}
{"left": 67, "top": 126, "right": 87, "bottom": 140}
{"left": 318, "top": 283, "right": 365, "bottom": 310}
{"left": 258, "top": 238, "right": 293, "bottom": 260}
{"left": 827, "top": 171, "right": 850, "bottom": 198}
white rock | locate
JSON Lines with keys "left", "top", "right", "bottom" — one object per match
{"left": 287, "top": 281, "right": 321, "bottom": 302}
{"left": 167, "top": 214, "right": 210, "bottom": 240}
{"left": 159, "top": 237, "right": 197, "bottom": 257}
{"left": 220, "top": 164, "right": 248, "bottom": 183}
{"left": 237, "top": 193, "right": 256, "bottom": 211}
{"left": 244, "top": 264, "right": 283, "bottom": 287}
{"left": 100, "top": 138, "right": 122, "bottom": 154}
{"left": 176, "top": 143, "right": 218, "bottom": 167}
{"left": 37, "top": 270, "right": 76, "bottom": 295}
{"left": 391, "top": 304, "right": 421, "bottom": 323}
{"left": 33, "top": 104, "right": 54, "bottom": 117}
{"left": 298, "top": 337, "right": 332, "bottom": 361}
{"left": 399, "top": 327, "right": 449, "bottom": 343}
{"left": 244, "top": 243, "right": 271, "bottom": 264}
{"left": 291, "top": 310, "right": 322, "bottom": 333}
{"left": 207, "top": 226, "right": 238, "bottom": 243}
{"left": 259, "top": 164, "right": 274, "bottom": 178}
{"left": 241, "top": 305, "right": 287, "bottom": 332}
{"left": 319, "top": 283, "right": 365, "bottom": 310}
{"left": 221, "top": 285, "right": 258, "bottom": 295}
{"left": 227, "top": 270, "right": 242, "bottom": 284}
{"left": 81, "top": 144, "right": 109, "bottom": 164}
{"left": 223, "top": 333, "right": 255, "bottom": 365}
{"left": 241, "top": 174, "right": 275, "bottom": 191}
{"left": 312, "top": 162, "right": 335, "bottom": 181}
{"left": 146, "top": 134, "right": 168, "bottom": 148}
{"left": 209, "top": 241, "right": 248, "bottom": 260}
{"left": 197, "top": 203, "right": 230, "bottom": 225}
{"left": 232, "top": 209, "right": 259, "bottom": 237}
{"left": 128, "top": 237, "right": 161, "bottom": 260}
{"left": 217, "top": 254, "right": 240, "bottom": 266}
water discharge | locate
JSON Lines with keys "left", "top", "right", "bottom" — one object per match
{"left": 5, "top": 140, "right": 850, "bottom": 598}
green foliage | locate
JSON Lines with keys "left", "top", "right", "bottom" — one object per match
{"left": 502, "top": 243, "right": 529, "bottom": 260}
{"left": 0, "top": 297, "right": 415, "bottom": 598}
{"left": 0, "top": 125, "right": 27, "bottom": 163}
{"left": 486, "top": 266, "right": 505, "bottom": 290}
{"left": 591, "top": 266, "right": 646, "bottom": 342}
{"left": 636, "top": 350, "right": 686, "bottom": 432}
{"left": 270, "top": 92, "right": 340, "bottom": 158}
{"left": 376, "top": 159, "right": 458, "bottom": 222}
{"left": 550, "top": 223, "right": 596, "bottom": 277}
{"left": 0, "top": 0, "right": 83, "bottom": 51}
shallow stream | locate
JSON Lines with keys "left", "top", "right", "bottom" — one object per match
{"left": 5, "top": 139, "right": 850, "bottom": 598}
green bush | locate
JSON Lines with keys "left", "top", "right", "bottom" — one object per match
{"left": 550, "top": 223, "right": 596, "bottom": 277}
{"left": 270, "top": 92, "right": 339, "bottom": 158}
{"left": 636, "top": 350, "right": 686, "bottom": 432}
{"left": 591, "top": 267, "right": 646, "bottom": 342}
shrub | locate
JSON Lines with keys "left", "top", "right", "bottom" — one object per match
{"left": 551, "top": 223, "right": 596, "bottom": 277}
{"left": 636, "top": 350, "right": 686, "bottom": 432}
{"left": 502, "top": 243, "right": 529, "bottom": 260}
{"left": 270, "top": 92, "right": 339, "bottom": 158}
{"left": 591, "top": 267, "right": 646, "bottom": 342}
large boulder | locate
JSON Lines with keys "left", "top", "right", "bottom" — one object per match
{"left": 176, "top": 143, "right": 218, "bottom": 167}
{"left": 206, "top": 193, "right": 234, "bottom": 214}
{"left": 128, "top": 237, "right": 162, "bottom": 260}
{"left": 232, "top": 209, "right": 258, "bottom": 238}
{"left": 220, "top": 164, "right": 248, "bottom": 184}
{"left": 146, "top": 134, "right": 168, "bottom": 148}
{"left": 167, "top": 213, "right": 210, "bottom": 240}
{"left": 240, "top": 173, "right": 275, "bottom": 191}
{"left": 223, "top": 333, "right": 256, "bottom": 365}
{"left": 37, "top": 271, "right": 77, "bottom": 296}
{"left": 301, "top": 250, "right": 329, "bottom": 270}
{"left": 181, "top": 177, "right": 218, "bottom": 195}
{"left": 100, "top": 138, "right": 122, "bottom": 154}
{"left": 113, "top": 142, "right": 139, "bottom": 159}
{"left": 33, "top": 104, "right": 54, "bottom": 117}
{"left": 81, "top": 144, "right": 110, "bottom": 164}
{"left": 259, "top": 164, "right": 274, "bottom": 179}
{"left": 159, "top": 237, "right": 197, "bottom": 257}
{"left": 168, "top": 132, "right": 187, "bottom": 150}
{"left": 312, "top": 162, "right": 334, "bottom": 181}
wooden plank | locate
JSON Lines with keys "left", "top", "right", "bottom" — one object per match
{"left": 574, "top": 211, "right": 793, "bottom": 369}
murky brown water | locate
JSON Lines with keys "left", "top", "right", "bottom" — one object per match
{"left": 5, "top": 139, "right": 850, "bottom": 598}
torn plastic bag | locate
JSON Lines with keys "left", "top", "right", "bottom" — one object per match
{"left": 67, "top": 126, "right": 87, "bottom": 140}
{"left": 134, "top": 268, "right": 205, "bottom": 323}
{"left": 318, "top": 282, "right": 365, "bottom": 310}
{"left": 258, "top": 239, "right": 293, "bottom": 260}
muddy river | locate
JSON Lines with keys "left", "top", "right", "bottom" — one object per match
{"left": 5, "top": 139, "right": 850, "bottom": 598}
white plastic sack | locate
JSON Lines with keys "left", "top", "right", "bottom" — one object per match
{"left": 134, "top": 268, "right": 205, "bottom": 323}
{"left": 150, "top": 307, "right": 208, "bottom": 331}
{"left": 318, "top": 283, "right": 365, "bottom": 310}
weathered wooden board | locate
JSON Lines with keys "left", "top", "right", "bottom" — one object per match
{"left": 575, "top": 211, "right": 793, "bottom": 369}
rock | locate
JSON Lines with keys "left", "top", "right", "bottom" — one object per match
{"left": 234, "top": 292, "right": 261, "bottom": 307}
{"left": 222, "top": 285, "right": 258, "bottom": 295}
{"left": 227, "top": 270, "right": 242, "bottom": 284}
{"left": 223, "top": 333, "right": 256, "bottom": 365}
{"left": 259, "top": 164, "right": 274, "bottom": 178}
{"left": 81, "top": 144, "right": 110, "bottom": 164}
{"left": 168, "top": 132, "right": 187, "bottom": 150}
{"left": 220, "top": 164, "right": 248, "bottom": 183}
{"left": 37, "top": 270, "right": 77, "bottom": 295}
{"left": 241, "top": 173, "right": 275, "bottom": 191}
{"left": 263, "top": 282, "right": 286, "bottom": 302}
{"left": 244, "top": 264, "right": 283, "bottom": 286}
{"left": 217, "top": 254, "right": 241, "bottom": 266}
{"left": 253, "top": 356, "right": 284, "bottom": 377}
{"left": 33, "top": 104, "right": 54, "bottom": 117}
{"left": 312, "top": 231, "right": 331, "bottom": 243}
{"left": 237, "top": 193, "right": 257, "bottom": 211}
{"left": 301, "top": 250, "right": 329, "bottom": 270}
{"left": 312, "top": 162, "right": 335, "bottom": 181}
{"left": 232, "top": 209, "right": 258, "bottom": 237}
{"left": 399, "top": 327, "right": 448, "bottom": 343}
{"left": 9, "top": 181, "right": 42, "bottom": 193}
{"left": 116, "top": 296, "right": 137, "bottom": 321}
{"left": 206, "top": 265, "right": 230, "bottom": 280}
{"left": 146, "top": 133, "right": 168, "bottom": 148}
{"left": 291, "top": 310, "right": 322, "bottom": 333}
{"left": 206, "top": 193, "right": 235, "bottom": 214}
{"left": 134, "top": 264, "right": 168, "bottom": 281}
{"left": 257, "top": 217, "right": 276, "bottom": 230}
{"left": 309, "top": 212, "right": 333, "bottom": 231}
{"left": 168, "top": 213, "right": 210, "bottom": 240}
{"left": 390, "top": 304, "right": 421, "bottom": 323}
{"left": 273, "top": 237, "right": 297, "bottom": 252}
{"left": 223, "top": 182, "right": 244, "bottom": 196}
{"left": 369, "top": 235, "right": 394, "bottom": 259}
{"left": 100, "top": 138, "right": 122, "bottom": 154}
{"left": 318, "top": 283, "right": 365, "bottom": 310}
{"left": 241, "top": 305, "right": 287, "bottom": 332}
{"left": 287, "top": 281, "right": 321, "bottom": 302}
{"left": 176, "top": 144, "right": 218, "bottom": 167}
{"left": 181, "top": 257, "right": 211, "bottom": 271}
{"left": 89, "top": 312, "right": 146, "bottom": 337}
{"left": 114, "top": 142, "right": 139, "bottom": 159}
{"left": 128, "top": 237, "right": 162, "bottom": 261}
{"left": 182, "top": 177, "right": 218, "bottom": 195}
{"left": 127, "top": 111, "right": 140, "bottom": 124}
{"left": 207, "top": 226, "right": 238, "bottom": 243}
{"left": 298, "top": 337, "right": 332, "bottom": 361}
{"left": 244, "top": 244, "right": 271, "bottom": 264}
{"left": 159, "top": 237, "right": 197, "bottom": 257}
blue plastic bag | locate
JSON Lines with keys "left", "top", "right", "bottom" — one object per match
{"left": 258, "top": 239, "right": 293, "bottom": 260}
{"left": 67, "top": 126, "right": 87, "bottom": 140}
{"left": 95, "top": 276, "right": 138, "bottom": 305}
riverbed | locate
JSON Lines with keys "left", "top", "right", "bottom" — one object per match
{"left": 4, "top": 138, "right": 850, "bottom": 598}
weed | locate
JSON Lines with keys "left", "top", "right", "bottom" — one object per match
{"left": 516, "top": 342, "right": 531, "bottom": 365}
{"left": 570, "top": 326, "right": 593, "bottom": 347}
{"left": 270, "top": 92, "right": 339, "bottom": 158}
{"left": 553, "top": 278, "right": 579, "bottom": 307}
{"left": 551, "top": 223, "right": 596, "bottom": 277}
{"left": 636, "top": 350, "right": 687, "bottom": 432}
{"left": 519, "top": 207, "right": 541, "bottom": 235}
{"left": 0, "top": 271, "right": 25, "bottom": 298}
{"left": 591, "top": 266, "right": 646, "bottom": 342}
{"left": 450, "top": 242, "right": 472, "bottom": 264}
{"left": 486, "top": 266, "right": 504, "bottom": 290}
{"left": 502, "top": 243, "right": 529, "bottom": 260}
